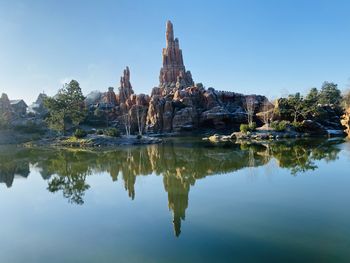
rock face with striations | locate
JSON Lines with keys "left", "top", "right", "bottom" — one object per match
{"left": 85, "top": 21, "right": 267, "bottom": 134}
{"left": 119, "top": 66, "right": 134, "bottom": 104}
{"left": 146, "top": 21, "right": 267, "bottom": 133}
{"left": 159, "top": 21, "right": 194, "bottom": 89}
{"left": 104, "top": 87, "right": 118, "bottom": 106}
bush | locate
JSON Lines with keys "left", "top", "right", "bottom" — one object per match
{"left": 240, "top": 124, "right": 249, "bottom": 133}
{"left": 104, "top": 128, "right": 120, "bottom": 137}
{"left": 271, "top": 120, "right": 288, "bottom": 132}
{"left": 136, "top": 134, "right": 142, "bottom": 140}
{"left": 240, "top": 122, "right": 257, "bottom": 133}
{"left": 96, "top": 129, "right": 104, "bottom": 135}
{"left": 248, "top": 122, "right": 257, "bottom": 131}
{"left": 74, "top": 129, "right": 87, "bottom": 138}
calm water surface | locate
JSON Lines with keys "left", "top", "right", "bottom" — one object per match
{"left": 0, "top": 138, "right": 350, "bottom": 263}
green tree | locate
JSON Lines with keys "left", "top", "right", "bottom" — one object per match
{"left": 44, "top": 80, "right": 87, "bottom": 134}
{"left": 318, "top": 82, "right": 342, "bottom": 105}
{"left": 304, "top": 87, "right": 320, "bottom": 116}
{"left": 305, "top": 87, "right": 319, "bottom": 103}
{"left": 287, "top": 93, "right": 308, "bottom": 122}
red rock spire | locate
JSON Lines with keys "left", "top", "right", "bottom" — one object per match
{"left": 166, "top": 20, "right": 174, "bottom": 47}
{"left": 159, "top": 20, "right": 193, "bottom": 87}
{"left": 119, "top": 66, "right": 134, "bottom": 104}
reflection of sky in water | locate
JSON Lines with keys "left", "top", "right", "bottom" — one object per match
{"left": 0, "top": 139, "right": 349, "bottom": 263}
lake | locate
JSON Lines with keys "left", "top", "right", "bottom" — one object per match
{"left": 0, "top": 137, "right": 350, "bottom": 263}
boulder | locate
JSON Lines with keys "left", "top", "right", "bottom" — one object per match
{"left": 207, "top": 134, "right": 233, "bottom": 143}
{"left": 300, "top": 120, "right": 327, "bottom": 135}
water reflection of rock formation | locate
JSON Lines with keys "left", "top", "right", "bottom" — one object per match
{"left": 0, "top": 138, "right": 344, "bottom": 235}
{"left": 0, "top": 148, "right": 30, "bottom": 187}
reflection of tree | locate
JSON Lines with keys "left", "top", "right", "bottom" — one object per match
{"left": 44, "top": 151, "right": 91, "bottom": 205}
{"left": 0, "top": 138, "right": 345, "bottom": 235}
{"left": 270, "top": 139, "right": 342, "bottom": 175}
{"left": 47, "top": 174, "right": 89, "bottom": 205}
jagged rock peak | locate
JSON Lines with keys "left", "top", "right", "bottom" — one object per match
{"left": 119, "top": 66, "right": 134, "bottom": 104}
{"left": 105, "top": 87, "right": 117, "bottom": 106}
{"left": 159, "top": 20, "right": 194, "bottom": 88}
{"left": 166, "top": 20, "right": 174, "bottom": 47}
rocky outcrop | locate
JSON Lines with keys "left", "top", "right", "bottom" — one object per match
{"left": 104, "top": 87, "right": 118, "bottom": 106}
{"left": 80, "top": 21, "right": 269, "bottom": 135}
{"left": 119, "top": 66, "right": 134, "bottom": 104}
{"left": 145, "top": 84, "right": 267, "bottom": 133}
{"left": 341, "top": 107, "right": 350, "bottom": 136}
{"left": 300, "top": 120, "right": 328, "bottom": 135}
{"left": 144, "top": 22, "right": 268, "bottom": 133}
{"left": 159, "top": 21, "right": 193, "bottom": 89}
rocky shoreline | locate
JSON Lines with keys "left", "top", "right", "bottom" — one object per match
{"left": 204, "top": 120, "right": 346, "bottom": 144}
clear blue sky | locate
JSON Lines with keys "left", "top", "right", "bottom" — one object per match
{"left": 1, "top": 0, "right": 350, "bottom": 103}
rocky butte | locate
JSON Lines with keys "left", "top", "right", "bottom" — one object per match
{"left": 83, "top": 20, "right": 268, "bottom": 134}
{"left": 145, "top": 20, "right": 267, "bottom": 133}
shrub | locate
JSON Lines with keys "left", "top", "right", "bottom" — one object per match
{"left": 96, "top": 129, "right": 104, "bottom": 135}
{"left": 136, "top": 134, "right": 142, "bottom": 140}
{"left": 240, "top": 124, "right": 249, "bottom": 133}
{"left": 248, "top": 122, "right": 257, "bottom": 131}
{"left": 104, "top": 128, "right": 120, "bottom": 137}
{"left": 240, "top": 122, "right": 257, "bottom": 133}
{"left": 271, "top": 120, "right": 288, "bottom": 132}
{"left": 74, "top": 129, "right": 87, "bottom": 138}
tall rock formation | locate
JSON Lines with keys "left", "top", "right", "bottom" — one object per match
{"left": 146, "top": 21, "right": 268, "bottom": 133}
{"left": 105, "top": 87, "right": 118, "bottom": 106}
{"left": 159, "top": 21, "right": 193, "bottom": 88}
{"left": 119, "top": 66, "right": 134, "bottom": 104}
{"left": 85, "top": 21, "right": 268, "bottom": 134}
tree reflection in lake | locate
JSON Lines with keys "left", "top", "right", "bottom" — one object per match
{"left": 0, "top": 138, "right": 344, "bottom": 236}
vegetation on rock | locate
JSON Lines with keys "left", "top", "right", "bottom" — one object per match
{"left": 240, "top": 122, "right": 257, "bottom": 133}
{"left": 270, "top": 121, "right": 288, "bottom": 132}
{"left": 103, "top": 128, "right": 120, "bottom": 137}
